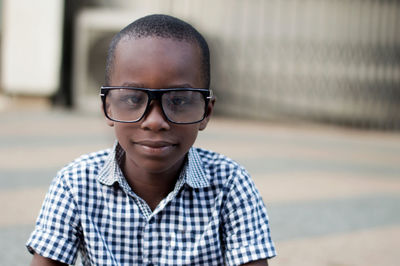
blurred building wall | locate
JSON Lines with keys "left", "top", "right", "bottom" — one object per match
{"left": 179, "top": 0, "right": 400, "bottom": 128}
{"left": 0, "top": 0, "right": 64, "bottom": 96}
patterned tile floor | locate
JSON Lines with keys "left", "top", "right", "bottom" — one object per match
{"left": 1, "top": 108, "right": 399, "bottom": 265}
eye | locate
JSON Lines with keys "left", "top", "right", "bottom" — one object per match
{"left": 118, "top": 92, "right": 146, "bottom": 109}
{"left": 170, "top": 96, "right": 189, "bottom": 106}
{"left": 124, "top": 95, "right": 144, "bottom": 105}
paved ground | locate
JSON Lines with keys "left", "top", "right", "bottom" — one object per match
{"left": 1, "top": 106, "right": 399, "bottom": 265}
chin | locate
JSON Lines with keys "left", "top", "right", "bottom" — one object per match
{"left": 149, "top": 157, "right": 186, "bottom": 174}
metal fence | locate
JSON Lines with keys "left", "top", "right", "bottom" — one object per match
{"left": 77, "top": 0, "right": 400, "bottom": 129}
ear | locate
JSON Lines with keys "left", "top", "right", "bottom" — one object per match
{"left": 199, "top": 98, "right": 215, "bottom": 131}
{"left": 105, "top": 118, "right": 114, "bottom": 127}
{"left": 101, "top": 102, "right": 114, "bottom": 127}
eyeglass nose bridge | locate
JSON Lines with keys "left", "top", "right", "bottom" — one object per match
{"left": 146, "top": 90, "right": 165, "bottom": 103}
{"left": 141, "top": 90, "right": 169, "bottom": 121}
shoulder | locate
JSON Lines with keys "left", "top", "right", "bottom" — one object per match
{"left": 192, "top": 147, "right": 262, "bottom": 201}
{"left": 60, "top": 148, "right": 111, "bottom": 173}
{"left": 55, "top": 148, "right": 111, "bottom": 185}
{"left": 193, "top": 147, "right": 243, "bottom": 168}
{"left": 191, "top": 147, "right": 250, "bottom": 184}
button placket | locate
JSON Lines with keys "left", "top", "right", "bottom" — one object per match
{"left": 142, "top": 217, "right": 156, "bottom": 265}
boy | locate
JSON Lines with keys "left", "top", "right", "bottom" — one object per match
{"left": 27, "top": 14, "right": 276, "bottom": 265}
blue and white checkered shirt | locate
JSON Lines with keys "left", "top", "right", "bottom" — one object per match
{"left": 27, "top": 143, "right": 276, "bottom": 265}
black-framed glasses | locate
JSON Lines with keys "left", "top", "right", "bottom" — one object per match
{"left": 100, "top": 87, "right": 213, "bottom": 124}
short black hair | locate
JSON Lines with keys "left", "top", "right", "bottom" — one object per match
{"left": 105, "top": 14, "right": 210, "bottom": 88}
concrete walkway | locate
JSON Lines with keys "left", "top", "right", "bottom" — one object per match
{"left": 1, "top": 107, "right": 399, "bottom": 265}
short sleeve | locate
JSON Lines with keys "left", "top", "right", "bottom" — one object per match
{"left": 26, "top": 171, "right": 81, "bottom": 265}
{"left": 221, "top": 167, "right": 276, "bottom": 265}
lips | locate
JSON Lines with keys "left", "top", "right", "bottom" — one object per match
{"left": 135, "top": 140, "right": 176, "bottom": 148}
{"left": 133, "top": 140, "right": 177, "bottom": 155}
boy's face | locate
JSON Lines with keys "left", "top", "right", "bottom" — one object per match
{"left": 107, "top": 37, "right": 213, "bottom": 176}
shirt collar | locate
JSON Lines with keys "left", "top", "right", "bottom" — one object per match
{"left": 185, "top": 147, "right": 210, "bottom": 188}
{"left": 97, "top": 142, "right": 210, "bottom": 188}
{"left": 97, "top": 141, "right": 124, "bottom": 186}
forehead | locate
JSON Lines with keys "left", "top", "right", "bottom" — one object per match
{"left": 111, "top": 36, "right": 203, "bottom": 87}
{"left": 118, "top": 36, "right": 200, "bottom": 61}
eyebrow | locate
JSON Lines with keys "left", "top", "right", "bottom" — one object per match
{"left": 121, "top": 82, "right": 145, "bottom": 87}
{"left": 120, "top": 82, "right": 194, "bottom": 88}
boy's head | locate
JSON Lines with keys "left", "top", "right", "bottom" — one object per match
{"left": 101, "top": 14, "right": 214, "bottom": 176}
{"left": 105, "top": 14, "right": 210, "bottom": 88}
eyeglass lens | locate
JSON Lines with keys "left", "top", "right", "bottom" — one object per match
{"left": 105, "top": 89, "right": 206, "bottom": 123}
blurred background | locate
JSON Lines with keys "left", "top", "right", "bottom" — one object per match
{"left": 0, "top": 0, "right": 399, "bottom": 265}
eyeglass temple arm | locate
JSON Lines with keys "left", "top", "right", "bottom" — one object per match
{"left": 207, "top": 90, "right": 214, "bottom": 100}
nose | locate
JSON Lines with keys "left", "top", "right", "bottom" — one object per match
{"left": 140, "top": 101, "right": 171, "bottom": 131}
